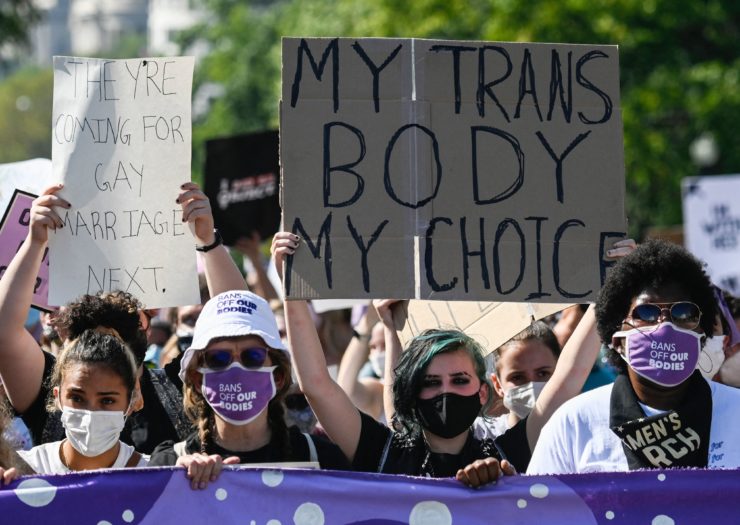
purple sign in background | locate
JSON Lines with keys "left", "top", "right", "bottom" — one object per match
{"left": 0, "top": 189, "right": 50, "bottom": 311}
{"left": 1, "top": 467, "right": 738, "bottom": 524}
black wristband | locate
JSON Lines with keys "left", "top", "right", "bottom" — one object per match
{"left": 195, "top": 229, "right": 223, "bottom": 253}
{"left": 353, "top": 329, "right": 370, "bottom": 341}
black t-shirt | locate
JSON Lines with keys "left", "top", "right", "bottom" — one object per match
{"left": 493, "top": 416, "right": 531, "bottom": 473}
{"left": 352, "top": 411, "right": 500, "bottom": 478}
{"left": 148, "top": 426, "right": 350, "bottom": 470}
{"left": 19, "top": 351, "right": 188, "bottom": 454}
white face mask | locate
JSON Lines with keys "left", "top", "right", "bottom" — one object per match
{"left": 698, "top": 336, "right": 726, "bottom": 380}
{"left": 369, "top": 351, "right": 386, "bottom": 379}
{"left": 60, "top": 406, "right": 126, "bottom": 457}
{"left": 503, "top": 381, "right": 547, "bottom": 419}
{"left": 719, "top": 350, "right": 740, "bottom": 387}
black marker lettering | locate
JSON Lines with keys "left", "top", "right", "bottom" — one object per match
{"left": 346, "top": 216, "right": 390, "bottom": 292}
{"left": 351, "top": 41, "right": 402, "bottom": 113}
{"left": 385, "top": 124, "right": 442, "bottom": 209}
{"left": 471, "top": 126, "right": 525, "bottom": 205}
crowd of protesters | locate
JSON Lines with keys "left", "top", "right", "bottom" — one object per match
{"left": 1, "top": 183, "right": 739, "bottom": 490}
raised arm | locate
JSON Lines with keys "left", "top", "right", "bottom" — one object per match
{"left": 336, "top": 304, "right": 384, "bottom": 418}
{"left": 525, "top": 239, "right": 636, "bottom": 449}
{"left": 526, "top": 304, "right": 599, "bottom": 448}
{"left": 178, "top": 182, "right": 246, "bottom": 296}
{"left": 373, "top": 299, "right": 405, "bottom": 424}
{"left": 0, "top": 185, "right": 68, "bottom": 412}
{"left": 272, "top": 232, "right": 362, "bottom": 461}
{"left": 234, "top": 233, "right": 279, "bottom": 301}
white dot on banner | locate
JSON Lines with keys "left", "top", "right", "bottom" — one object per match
{"left": 262, "top": 470, "right": 284, "bottom": 487}
{"left": 14, "top": 478, "right": 57, "bottom": 508}
{"left": 517, "top": 499, "right": 527, "bottom": 509}
{"left": 267, "top": 520, "right": 282, "bottom": 525}
{"left": 97, "top": 522, "right": 112, "bottom": 525}
{"left": 122, "top": 510, "right": 134, "bottom": 522}
{"left": 652, "top": 515, "right": 675, "bottom": 525}
{"left": 657, "top": 473, "right": 666, "bottom": 481}
{"left": 215, "top": 488, "right": 228, "bottom": 501}
{"left": 293, "top": 502, "right": 324, "bottom": 525}
{"left": 529, "top": 483, "right": 549, "bottom": 499}
{"left": 606, "top": 511, "right": 615, "bottom": 520}
{"left": 409, "top": 501, "right": 452, "bottom": 525}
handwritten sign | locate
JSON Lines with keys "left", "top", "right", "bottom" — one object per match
{"left": 204, "top": 131, "right": 281, "bottom": 245}
{"left": 49, "top": 56, "right": 199, "bottom": 308}
{"left": 280, "top": 38, "right": 627, "bottom": 301}
{"left": 0, "top": 190, "right": 51, "bottom": 311}
{"left": 683, "top": 174, "right": 740, "bottom": 294}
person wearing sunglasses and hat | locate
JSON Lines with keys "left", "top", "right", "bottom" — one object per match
{"left": 528, "top": 239, "right": 740, "bottom": 474}
{"left": 148, "top": 290, "right": 349, "bottom": 489}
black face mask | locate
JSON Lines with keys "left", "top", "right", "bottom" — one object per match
{"left": 415, "top": 392, "right": 482, "bottom": 439}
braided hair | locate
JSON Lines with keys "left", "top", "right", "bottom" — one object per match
{"left": 183, "top": 344, "right": 293, "bottom": 458}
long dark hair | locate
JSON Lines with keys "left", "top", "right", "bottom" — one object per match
{"left": 46, "top": 328, "right": 138, "bottom": 412}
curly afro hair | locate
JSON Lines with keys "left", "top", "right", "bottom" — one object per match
{"left": 595, "top": 239, "right": 717, "bottom": 371}
{"left": 53, "top": 291, "right": 148, "bottom": 366}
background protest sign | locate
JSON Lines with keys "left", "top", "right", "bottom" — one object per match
{"left": 397, "top": 300, "right": 571, "bottom": 354}
{"left": 204, "top": 130, "right": 281, "bottom": 245}
{"left": 0, "top": 158, "right": 53, "bottom": 215}
{"left": 0, "top": 190, "right": 51, "bottom": 311}
{"left": 49, "top": 56, "right": 199, "bottom": 308}
{"left": 683, "top": 174, "right": 740, "bottom": 294}
{"left": 281, "top": 38, "right": 627, "bottom": 302}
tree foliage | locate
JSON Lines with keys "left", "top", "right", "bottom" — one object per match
{"left": 191, "top": 0, "right": 739, "bottom": 237}
{"left": 0, "top": 67, "right": 52, "bottom": 163}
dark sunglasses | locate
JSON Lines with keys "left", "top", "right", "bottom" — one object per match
{"left": 202, "top": 347, "right": 268, "bottom": 370}
{"left": 629, "top": 302, "right": 702, "bottom": 329}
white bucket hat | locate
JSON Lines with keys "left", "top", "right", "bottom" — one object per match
{"left": 179, "top": 290, "right": 287, "bottom": 381}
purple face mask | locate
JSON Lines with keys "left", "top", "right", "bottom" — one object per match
{"left": 613, "top": 322, "right": 703, "bottom": 387}
{"left": 199, "top": 363, "right": 277, "bottom": 425}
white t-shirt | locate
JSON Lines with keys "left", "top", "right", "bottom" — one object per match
{"left": 18, "top": 440, "right": 149, "bottom": 475}
{"left": 527, "top": 379, "right": 740, "bottom": 474}
{"left": 473, "top": 414, "right": 511, "bottom": 441}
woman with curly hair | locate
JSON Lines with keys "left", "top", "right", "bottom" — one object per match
{"left": 148, "top": 290, "right": 348, "bottom": 490}
{"left": 528, "top": 239, "right": 740, "bottom": 473}
{"left": 0, "top": 182, "right": 247, "bottom": 454}
{"left": 17, "top": 329, "right": 148, "bottom": 473}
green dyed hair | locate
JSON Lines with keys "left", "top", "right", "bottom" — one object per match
{"left": 391, "top": 328, "right": 493, "bottom": 437}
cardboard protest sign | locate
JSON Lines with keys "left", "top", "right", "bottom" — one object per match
{"left": 397, "top": 300, "right": 571, "bottom": 354}
{"left": 0, "top": 190, "right": 51, "bottom": 311}
{"left": 683, "top": 174, "right": 740, "bottom": 294}
{"left": 49, "top": 56, "right": 199, "bottom": 308}
{"left": 281, "top": 38, "right": 627, "bottom": 301}
{"left": 204, "top": 131, "right": 281, "bottom": 245}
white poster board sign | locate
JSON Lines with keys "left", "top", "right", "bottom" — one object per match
{"left": 49, "top": 56, "right": 199, "bottom": 308}
{"left": 0, "top": 158, "right": 53, "bottom": 214}
{"left": 683, "top": 174, "right": 740, "bottom": 294}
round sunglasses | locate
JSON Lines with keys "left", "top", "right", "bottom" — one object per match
{"left": 201, "top": 346, "right": 268, "bottom": 371}
{"left": 627, "top": 301, "right": 702, "bottom": 330}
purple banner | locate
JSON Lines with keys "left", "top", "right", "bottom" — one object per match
{"left": 0, "top": 189, "right": 50, "bottom": 311}
{"left": 1, "top": 467, "right": 738, "bottom": 524}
